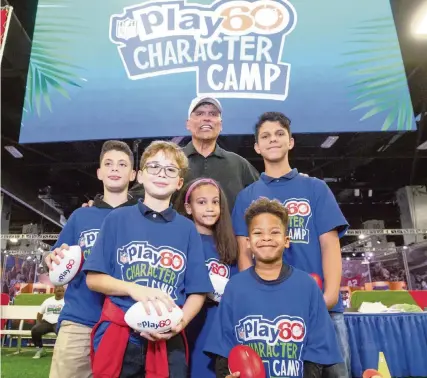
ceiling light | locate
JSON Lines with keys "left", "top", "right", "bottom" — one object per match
{"left": 9, "top": 238, "right": 18, "bottom": 243}
{"left": 4, "top": 145, "right": 23, "bottom": 158}
{"left": 417, "top": 140, "right": 427, "bottom": 150}
{"left": 377, "top": 240, "right": 381, "bottom": 244}
{"left": 346, "top": 257, "right": 350, "bottom": 261}
{"left": 414, "top": 12, "right": 427, "bottom": 35}
{"left": 368, "top": 189, "right": 373, "bottom": 197}
{"left": 354, "top": 189, "right": 360, "bottom": 197}
{"left": 358, "top": 234, "right": 365, "bottom": 240}
{"left": 321, "top": 136, "right": 339, "bottom": 149}
{"left": 403, "top": 246, "right": 408, "bottom": 250}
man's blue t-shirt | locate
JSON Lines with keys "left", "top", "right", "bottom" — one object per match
{"left": 203, "top": 266, "right": 343, "bottom": 378}
{"left": 54, "top": 199, "right": 135, "bottom": 329}
{"left": 232, "top": 169, "right": 349, "bottom": 312}
{"left": 83, "top": 201, "right": 214, "bottom": 346}
{"left": 186, "top": 234, "right": 238, "bottom": 378}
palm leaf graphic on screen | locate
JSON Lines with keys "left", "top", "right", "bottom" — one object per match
{"left": 341, "top": 17, "right": 413, "bottom": 131}
{"left": 24, "top": 1, "right": 86, "bottom": 117}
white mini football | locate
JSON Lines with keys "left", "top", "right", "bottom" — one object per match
{"left": 207, "top": 274, "right": 229, "bottom": 303}
{"left": 49, "top": 245, "right": 83, "bottom": 286}
{"left": 124, "top": 301, "right": 183, "bottom": 334}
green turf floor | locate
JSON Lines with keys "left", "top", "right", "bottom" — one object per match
{"left": 1, "top": 348, "right": 53, "bottom": 378}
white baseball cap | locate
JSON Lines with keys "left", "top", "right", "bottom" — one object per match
{"left": 188, "top": 96, "right": 223, "bottom": 118}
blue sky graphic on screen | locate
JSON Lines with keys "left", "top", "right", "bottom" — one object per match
{"left": 20, "top": 0, "right": 416, "bottom": 143}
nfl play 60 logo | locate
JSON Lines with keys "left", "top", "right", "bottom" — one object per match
{"left": 119, "top": 242, "right": 186, "bottom": 272}
{"left": 58, "top": 259, "right": 76, "bottom": 282}
{"left": 79, "top": 229, "right": 99, "bottom": 249}
{"left": 236, "top": 315, "right": 306, "bottom": 346}
{"left": 283, "top": 199, "right": 311, "bottom": 217}
{"left": 137, "top": 318, "right": 171, "bottom": 330}
{"left": 206, "top": 258, "right": 230, "bottom": 278}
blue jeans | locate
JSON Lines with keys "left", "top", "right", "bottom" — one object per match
{"left": 119, "top": 335, "right": 187, "bottom": 378}
{"left": 324, "top": 312, "right": 351, "bottom": 378}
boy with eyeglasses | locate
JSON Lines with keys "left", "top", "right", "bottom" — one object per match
{"left": 83, "top": 140, "right": 213, "bottom": 378}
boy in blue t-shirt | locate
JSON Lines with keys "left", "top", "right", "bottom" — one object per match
{"left": 205, "top": 197, "right": 343, "bottom": 378}
{"left": 83, "top": 141, "right": 213, "bottom": 378}
{"left": 232, "top": 112, "right": 350, "bottom": 377}
{"left": 46, "top": 140, "right": 137, "bottom": 378}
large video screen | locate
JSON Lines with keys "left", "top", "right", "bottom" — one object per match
{"left": 19, "top": 0, "right": 415, "bottom": 143}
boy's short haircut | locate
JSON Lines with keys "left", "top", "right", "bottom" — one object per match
{"left": 254, "top": 112, "right": 292, "bottom": 142}
{"left": 244, "top": 197, "right": 289, "bottom": 232}
{"left": 140, "top": 140, "right": 189, "bottom": 178}
{"left": 100, "top": 140, "right": 134, "bottom": 168}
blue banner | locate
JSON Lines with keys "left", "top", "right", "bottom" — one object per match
{"left": 19, "top": 0, "right": 415, "bottom": 143}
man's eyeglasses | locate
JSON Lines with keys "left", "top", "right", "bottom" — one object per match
{"left": 144, "top": 163, "right": 181, "bottom": 178}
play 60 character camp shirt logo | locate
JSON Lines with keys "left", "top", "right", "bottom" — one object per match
{"left": 236, "top": 315, "right": 305, "bottom": 376}
{"left": 118, "top": 241, "right": 186, "bottom": 300}
{"left": 79, "top": 229, "right": 99, "bottom": 259}
{"left": 110, "top": 0, "right": 297, "bottom": 100}
{"left": 283, "top": 198, "right": 312, "bottom": 244}
{"left": 206, "top": 258, "right": 231, "bottom": 279}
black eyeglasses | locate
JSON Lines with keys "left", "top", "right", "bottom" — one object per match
{"left": 144, "top": 163, "right": 181, "bottom": 178}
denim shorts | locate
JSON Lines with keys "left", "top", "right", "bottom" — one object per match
{"left": 326, "top": 312, "right": 351, "bottom": 378}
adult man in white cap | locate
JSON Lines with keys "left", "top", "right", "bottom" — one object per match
{"left": 130, "top": 96, "right": 259, "bottom": 210}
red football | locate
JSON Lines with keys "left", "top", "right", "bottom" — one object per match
{"left": 228, "top": 345, "right": 266, "bottom": 378}
{"left": 310, "top": 273, "right": 323, "bottom": 289}
{"left": 363, "top": 369, "right": 383, "bottom": 378}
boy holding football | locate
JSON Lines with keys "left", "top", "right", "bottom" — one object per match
{"left": 232, "top": 112, "right": 350, "bottom": 376}
{"left": 83, "top": 140, "right": 213, "bottom": 378}
{"left": 46, "top": 140, "right": 137, "bottom": 378}
{"left": 205, "top": 198, "right": 344, "bottom": 378}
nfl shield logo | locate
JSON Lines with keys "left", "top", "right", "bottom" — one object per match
{"left": 120, "top": 252, "right": 128, "bottom": 264}
{"left": 116, "top": 18, "right": 138, "bottom": 40}
{"left": 237, "top": 327, "right": 245, "bottom": 340}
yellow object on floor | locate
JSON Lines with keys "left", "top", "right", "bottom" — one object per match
{"left": 378, "top": 352, "right": 391, "bottom": 378}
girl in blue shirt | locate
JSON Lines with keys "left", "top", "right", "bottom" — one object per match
{"left": 175, "top": 178, "right": 239, "bottom": 378}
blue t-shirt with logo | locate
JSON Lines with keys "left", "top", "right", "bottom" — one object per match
{"left": 186, "top": 234, "right": 238, "bottom": 378}
{"left": 54, "top": 200, "right": 135, "bottom": 329}
{"left": 204, "top": 267, "right": 343, "bottom": 378}
{"left": 232, "top": 169, "right": 349, "bottom": 312}
{"left": 83, "top": 201, "right": 214, "bottom": 346}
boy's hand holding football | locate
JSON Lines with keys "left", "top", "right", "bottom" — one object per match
{"left": 45, "top": 243, "right": 69, "bottom": 270}
{"left": 141, "top": 316, "right": 189, "bottom": 341}
{"left": 126, "top": 284, "right": 176, "bottom": 315}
